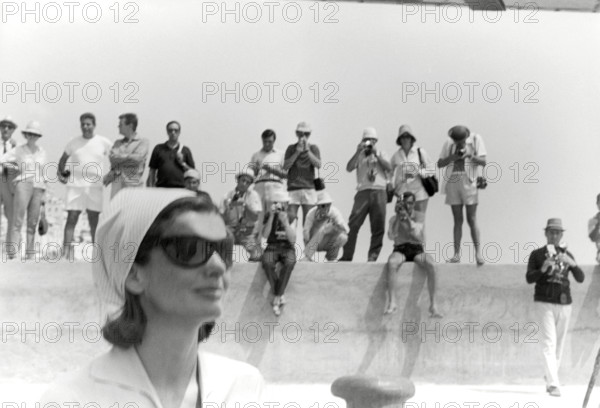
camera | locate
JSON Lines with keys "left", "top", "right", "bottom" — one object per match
{"left": 363, "top": 140, "right": 373, "bottom": 155}
{"left": 457, "top": 148, "right": 466, "bottom": 157}
{"left": 271, "top": 203, "right": 284, "bottom": 213}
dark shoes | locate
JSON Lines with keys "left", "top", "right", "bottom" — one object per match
{"left": 546, "top": 385, "right": 561, "bottom": 397}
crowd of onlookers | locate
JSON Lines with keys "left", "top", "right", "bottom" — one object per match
{"left": 1, "top": 113, "right": 596, "bottom": 398}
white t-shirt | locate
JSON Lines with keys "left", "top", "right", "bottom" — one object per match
{"left": 64, "top": 135, "right": 112, "bottom": 187}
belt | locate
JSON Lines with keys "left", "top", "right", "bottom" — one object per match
{"left": 255, "top": 179, "right": 282, "bottom": 184}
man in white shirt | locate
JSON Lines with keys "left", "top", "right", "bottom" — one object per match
{"left": 58, "top": 113, "right": 111, "bottom": 259}
{"left": 220, "top": 169, "right": 263, "bottom": 262}
{"left": 0, "top": 116, "right": 18, "bottom": 245}
{"left": 249, "top": 129, "right": 287, "bottom": 218}
{"left": 301, "top": 190, "right": 349, "bottom": 262}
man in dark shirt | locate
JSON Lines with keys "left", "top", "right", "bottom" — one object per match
{"left": 283, "top": 121, "right": 321, "bottom": 226}
{"left": 147, "top": 121, "right": 195, "bottom": 188}
{"left": 526, "top": 218, "right": 585, "bottom": 397}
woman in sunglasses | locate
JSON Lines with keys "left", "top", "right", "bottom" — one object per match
{"left": 41, "top": 189, "right": 263, "bottom": 407}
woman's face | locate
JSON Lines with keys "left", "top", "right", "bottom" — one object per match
{"left": 131, "top": 210, "right": 231, "bottom": 323}
{"left": 399, "top": 135, "right": 413, "bottom": 150}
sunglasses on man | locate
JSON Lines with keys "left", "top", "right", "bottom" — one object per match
{"left": 296, "top": 131, "right": 311, "bottom": 137}
{"left": 156, "top": 235, "right": 233, "bottom": 268}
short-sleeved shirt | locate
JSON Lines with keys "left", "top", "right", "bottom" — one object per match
{"left": 353, "top": 150, "right": 390, "bottom": 191}
{"left": 0, "top": 144, "right": 47, "bottom": 189}
{"left": 64, "top": 135, "right": 112, "bottom": 188}
{"left": 149, "top": 142, "right": 195, "bottom": 188}
{"left": 109, "top": 136, "right": 150, "bottom": 187}
{"left": 390, "top": 145, "right": 433, "bottom": 188}
{"left": 304, "top": 205, "right": 350, "bottom": 241}
{"left": 438, "top": 133, "right": 487, "bottom": 193}
{"left": 249, "top": 148, "right": 285, "bottom": 183}
{"left": 284, "top": 144, "right": 321, "bottom": 191}
{"left": 220, "top": 188, "right": 262, "bottom": 233}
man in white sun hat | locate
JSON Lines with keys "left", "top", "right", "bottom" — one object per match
{"left": 301, "top": 190, "right": 349, "bottom": 262}
{"left": 220, "top": 168, "right": 263, "bottom": 262}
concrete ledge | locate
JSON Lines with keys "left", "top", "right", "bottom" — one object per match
{"left": 2, "top": 261, "right": 599, "bottom": 384}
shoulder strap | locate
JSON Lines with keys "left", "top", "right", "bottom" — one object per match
{"left": 417, "top": 148, "right": 424, "bottom": 168}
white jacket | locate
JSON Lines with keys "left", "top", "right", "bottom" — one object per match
{"left": 40, "top": 346, "right": 264, "bottom": 408}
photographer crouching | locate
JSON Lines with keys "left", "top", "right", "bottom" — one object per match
{"left": 261, "top": 190, "right": 297, "bottom": 316}
{"left": 384, "top": 192, "right": 441, "bottom": 318}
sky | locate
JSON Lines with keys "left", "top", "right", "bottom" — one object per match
{"left": 1, "top": 0, "right": 600, "bottom": 263}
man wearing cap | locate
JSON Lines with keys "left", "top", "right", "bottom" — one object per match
{"left": 250, "top": 129, "right": 287, "bottom": 215}
{"left": 437, "top": 125, "right": 487, "bottom": 265}
{"left": 0, "top": 116, "right": 18, "bottom": 245}
{"left": 283, "top": 122, "right": 321, "bottom": 226}
{"left": 147, "top": 121, "right": 195, "bottom": 188}
{"left": 261, "top": 190, "right": 296, "bottom": 316}
{"left": 103, "top": 113, "right": 149, "bottom": 198}
{"left": 526, "top": 218, "right": 584, "bottom": 397}
{"left": 57, "top": 113, "right": 112, "bottom": 259}
{"left": 183, "top": 168, "right": 212, "bottom": 202}
{"left": 301, "top": 190, "right": 349, "bottom": 262}
{"left": 220, "top": 168, "right": 263, "bottom": 262}
{"left": 340, "top": 127, "right": 391, "bottom": 262}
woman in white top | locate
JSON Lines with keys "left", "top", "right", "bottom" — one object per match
{"left": 41, "top": 189, "right": 263, "bottom": 407}
{"left": 0, "top": 121, "right": 47, "bottom": 260}
{"left": 390, "top": 125, "right": 433, "bottom": 217}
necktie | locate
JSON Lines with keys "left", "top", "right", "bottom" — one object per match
{"left": 3, "top": 141, "right": 6, "bottom": 154}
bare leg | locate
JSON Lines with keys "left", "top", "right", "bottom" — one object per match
{"left": 87, "top": 210, "right": 100, "bottom": 244}
{"left": 287, "top": 204, "right": 300, "bottom": 225}
{"left": 301, "top": 204, "right": 315, "bottom": 227}
{"left": 384, "top": 252, "right": 406, "bottom": 314}
{"left": 448, "top": 205, "right": 464, "bottom": 262}
{"left": 466, "top": 204, "right": 484, "bottom": 265}
{"left": 63, "top": 210, "right": 81, "bottom": 259}
{"left": 415, "top": 253, "right": 442, "bottom": 318}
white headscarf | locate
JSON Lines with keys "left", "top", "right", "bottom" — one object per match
{"left": 93, "top": 188, "right": 196, "bottom": 323}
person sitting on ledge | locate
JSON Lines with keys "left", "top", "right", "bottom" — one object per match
{"left": 300, "top": 190, "right": 349, "bottom": 262}
{"left": 384, "top": 192, "right": 441, "bottom": 318}
{"left": 261, "top": 190, "right": 296, "bottom": 316}
{"left": 220, "top": 168, "right": 263, "bottom": 262}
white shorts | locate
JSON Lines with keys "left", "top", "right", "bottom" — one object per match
{"left": 66, "top": 186, "right": 104, "bottom": 212}
{"left": 289, "top": 188, "right": 318, "bottom": 205}
{"left": 445, "top": 172, "right": 478, "bottom": 206}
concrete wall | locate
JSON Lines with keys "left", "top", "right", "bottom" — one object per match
{"left": 2, "top": 261, "right": 599, "bottom": 384}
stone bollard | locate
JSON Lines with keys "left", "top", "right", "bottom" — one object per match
{"left": 331, "top": 375, "right": 415, "bottom": 408}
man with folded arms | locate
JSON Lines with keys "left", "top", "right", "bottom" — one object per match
{"left": 103, "top": 113, "right": 149, "bottom": 198}
{"left": 526, "top": 218, "right": 584, "bottom": 397}
{"left": 147, "top": 120, "right": 195, "bottom": 188}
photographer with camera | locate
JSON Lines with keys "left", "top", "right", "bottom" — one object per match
{"left": 383, "top": 192, "right": 441, "bottom": 318}
{"left": 261, "top": 190, "right": 297, "bottom": 316}
{"left": 437, "top": 125, "right": 487, "bottom": 265}
{"left": 220, "top": 168, "right": 263, "bottom": 262}
{"left": 587, "top": 193, "right": 600, "bottom": 263}
{"left": 300, "top": 190, "right": 349, "bottom": 262}
{"left": 340, "top": 127, "right": 392, "bottom": 262}
{"left": 526, "top": 218, "right": 584, "bottom": 397}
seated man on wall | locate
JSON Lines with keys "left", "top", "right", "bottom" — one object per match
{"left": 384, "top": 192, "right": 441, "bottom": 318}
{"left": 301, "top": 190, "right": 349, "bottom": 262}
{"left": 220, "top": 168, "right": 263, "bottom": 262}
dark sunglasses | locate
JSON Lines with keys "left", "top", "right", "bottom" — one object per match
{"left": 1, "top": 125, "right": 15, "bottom": 130}
{"left": 157, "top": 235, "right": 232, "bottom": 268}
{"left": 296, "top": 131, "right": 311, "bottom": 137}
{"left": 167, "top": 128, "right": 180, "bottom": 133}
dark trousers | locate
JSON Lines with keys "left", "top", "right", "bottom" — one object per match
{"left": 262, "top": 243, "right": 296, "bottom": 296}
{"left": 341, "top": 189, "right": 387, "bottom": 261}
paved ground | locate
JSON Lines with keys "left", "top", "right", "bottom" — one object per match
{"left": 2, "top": 382, "right": 599, "bottom": 407}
